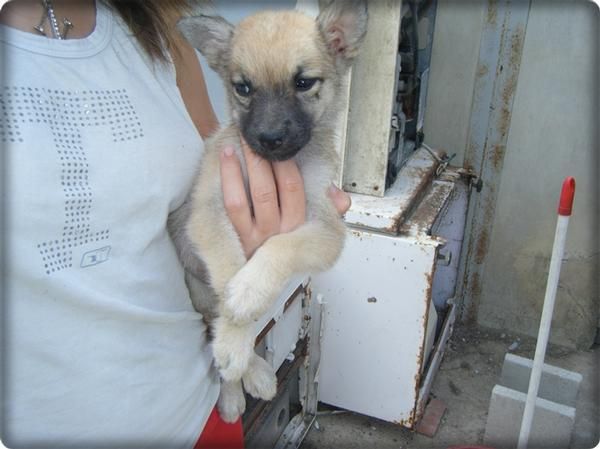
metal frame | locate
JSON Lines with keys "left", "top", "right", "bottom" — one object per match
{"left": 242, "top": 277, "right": 324, "bottom": 449}
{"left": 341, "top": 0, "right": 404, "bottom": 197}
{"left": 457, "top": 0, "right": 531, "bottom": 322}
{"left": 273, "top": 291, "right": 324, "bottom": 449}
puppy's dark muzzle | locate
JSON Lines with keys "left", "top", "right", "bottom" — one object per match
{"left": 241, "top": 90, "right": 313, "bottom": 161}
{"left": 259, "top": 130, "right": 285, "bottom": 152}
{"left": 250, "top": 130, "right": 304, "bottom": 161}
{"left": 254, "top": 140, "right": 304, "bottom": 162}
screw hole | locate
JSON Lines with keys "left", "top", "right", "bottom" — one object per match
{"left": 277, "top": 408, "right": 287, "bottom": 428}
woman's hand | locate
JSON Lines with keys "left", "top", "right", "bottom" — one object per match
{"left": 219, "top": 138, "right": 351, "bottom": 258}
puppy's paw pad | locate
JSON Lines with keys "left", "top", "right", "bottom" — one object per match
{"left": 243, "top": 357, "right": 277, "bottom": 400}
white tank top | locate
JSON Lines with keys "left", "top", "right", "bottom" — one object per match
{"left": 1, "top": 1, "right": 219, "bottom": 447}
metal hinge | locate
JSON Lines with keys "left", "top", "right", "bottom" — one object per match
{"left": 422, "top": 143, "right": 483, "bottom": 191}
{"left": 455, "top": 167, "right": 484, "bottom": 192}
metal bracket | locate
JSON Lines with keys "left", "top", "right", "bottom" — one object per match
{"left": 454, "top": 167, "right": 484, "bottom": 193}
{"left": 422, "top": 142, "right": 457, "bottom": 177}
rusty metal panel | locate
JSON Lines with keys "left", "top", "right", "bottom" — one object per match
{"left": 344, "top": 147, "right": 440, "bottom": 233}
{"left": 310, "top": 145, "right": 469, "bottom": 428}
{"left": 312, "top": 230, "right": 440, "bottom": 427}
{"left": 458, "top": 0, "right": 531, "bottom": 322}
{"left": 341, "top": 0, "right": 403, "bottom": 197}
{"left": 399, "top": 179, "right": 454, "bottom": 236}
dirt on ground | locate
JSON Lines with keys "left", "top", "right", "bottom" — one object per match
{"left": 301, "top": 324, "right": 599, "bottom": 449}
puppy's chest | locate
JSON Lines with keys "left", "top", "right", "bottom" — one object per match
{"left": 297, "top": 158, "right": 334, "bottom": 196}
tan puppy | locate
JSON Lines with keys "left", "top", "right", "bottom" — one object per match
{"left": 175, "top": 0, "right": 367, "bottom": 422}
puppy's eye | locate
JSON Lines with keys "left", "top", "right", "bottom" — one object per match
{"left": 295, "top": 77, "right": 319, "bottom": 92}
{"left": 233, "top": 81, "right": 252, "bottom": 97}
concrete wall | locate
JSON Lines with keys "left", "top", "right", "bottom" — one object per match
{"left": 424, "top": 0, "right": 599, "bottom": 348}
{"left": 423, "top": 0, "right": 486, "bottom": 162}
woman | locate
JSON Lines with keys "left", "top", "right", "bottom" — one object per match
{"left": 0, "top": 0, "right": 350, "bottom": 447}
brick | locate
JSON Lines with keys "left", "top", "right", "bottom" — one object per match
{"left": 416, "top": 398, "right": 447, "bottom": 438}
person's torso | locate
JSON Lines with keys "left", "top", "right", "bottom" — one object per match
{"left": 2, "top": 2, "right": 219, "bottom": 446}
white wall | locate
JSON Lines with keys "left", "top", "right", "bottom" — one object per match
{"left": 424, "top": 0, "right": 599, "bottom": 348}
{"left": 423, "top": 0, "right": 486, "bottom": 163}
{"left": 476, "top": 1, "right": 598, "bottom": 348}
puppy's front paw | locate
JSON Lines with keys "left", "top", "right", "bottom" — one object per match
{"left": 224, "top": 265, "right": 274, "bottom": 324}
{"left": 212, "top": 323, "right": 254, "bottom": 382}
{"left": 217, "top": 380, "right": 246, "bottom": 423}
{"left": 242, "top": 355, "right": 277, "bottom": 401}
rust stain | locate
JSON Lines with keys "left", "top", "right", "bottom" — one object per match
{"left": 509, "top": 27, "right": 525, "bottom": 71}
{"left": 399, "top": 183, "right": 451, "bottom": 236}
{"left": 387, "top": 165, "right": 437, "bottom": 234}
{"left": 497, "top": 27, "right": 525, "bottom": 139}
{"left": 407, "top": 270, "right": 435, "bottom": 429}
{"left": 477, "top": 63, "right": 489, "bottom": 78}
{"left": 490, "top": 144, "right": 506, "bottom": 169}
{"left": 498, "top": 100, "right": 511, "bottom": 138}
{"left": 474, "top": 198, "right": 496, "bottom": 265}
{"left": 474, "top": 228, "right": 489, "bottom": 266}
{"left": 465, "top": 272, "right": 481, "bottom": 323}
{"left": 487, "top": 0, "right": 498, "bottom": 25}
{"left": 424, "top": 271, "right": 433, "bottom": 305}
{"left": 392, "top": 417, "right": 413, "bottom": 428}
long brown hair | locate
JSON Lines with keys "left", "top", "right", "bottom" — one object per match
{"left": 106, "top": 0, "right": 192, "bottom": 61}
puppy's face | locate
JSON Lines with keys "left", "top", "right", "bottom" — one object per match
{"left": 227, "top": 12, "right": 335, "bottom": 161}
{"left": 178, "top": 1, "right": 367, "bottom": 161}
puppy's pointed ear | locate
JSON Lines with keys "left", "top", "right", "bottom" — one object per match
{"left": 317, "top": 0, "right": 368, "bottom": 68}
{"left": 177, "top": 15, "right": 234, "bottom": 77}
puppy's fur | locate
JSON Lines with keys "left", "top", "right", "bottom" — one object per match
{"left": 173, "top": 1, "right": 367, "bottom": 422}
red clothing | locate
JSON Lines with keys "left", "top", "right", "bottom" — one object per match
{"left": 195, "top": 407, "right": 244, "bottom": 449}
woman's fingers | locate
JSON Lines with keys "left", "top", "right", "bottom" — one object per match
{"left": 327, "top": 184, "right": 352, "bottom": 216}
{"left": 273, "top": 160, "right": 306, "bottom": 233}
{"left": 219, "top": 138, "right": 316, "bottom": 258}
{"left": 241, "top": 138, "right": 280, "bottom": 235}
{"left": 219, "top": 145, "right": 253, "bottom": 239}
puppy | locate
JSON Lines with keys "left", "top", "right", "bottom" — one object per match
{"left": 174, "top": 0, "right": 367, "bottom": 422}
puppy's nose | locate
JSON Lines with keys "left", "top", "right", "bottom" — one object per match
{"left": 259, "top": 130, "right": 285, "bottom": 151}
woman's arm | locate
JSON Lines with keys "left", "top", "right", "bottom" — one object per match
{"left": 173, "top": 37, "right": 219, "bottom": 139}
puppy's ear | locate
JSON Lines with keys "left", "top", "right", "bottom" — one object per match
{"left": 317, "top": 0, "right": 368, "bottom": 68}
{"left": 177, "top": 15, "right": 234, "bottom": 77}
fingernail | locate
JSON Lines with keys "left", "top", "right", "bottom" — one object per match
{"left": 222, "top": 146, "right": 234, "bottom": 157}
{"left": 328, "top": 183, "right": 340, "bottom": 195}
